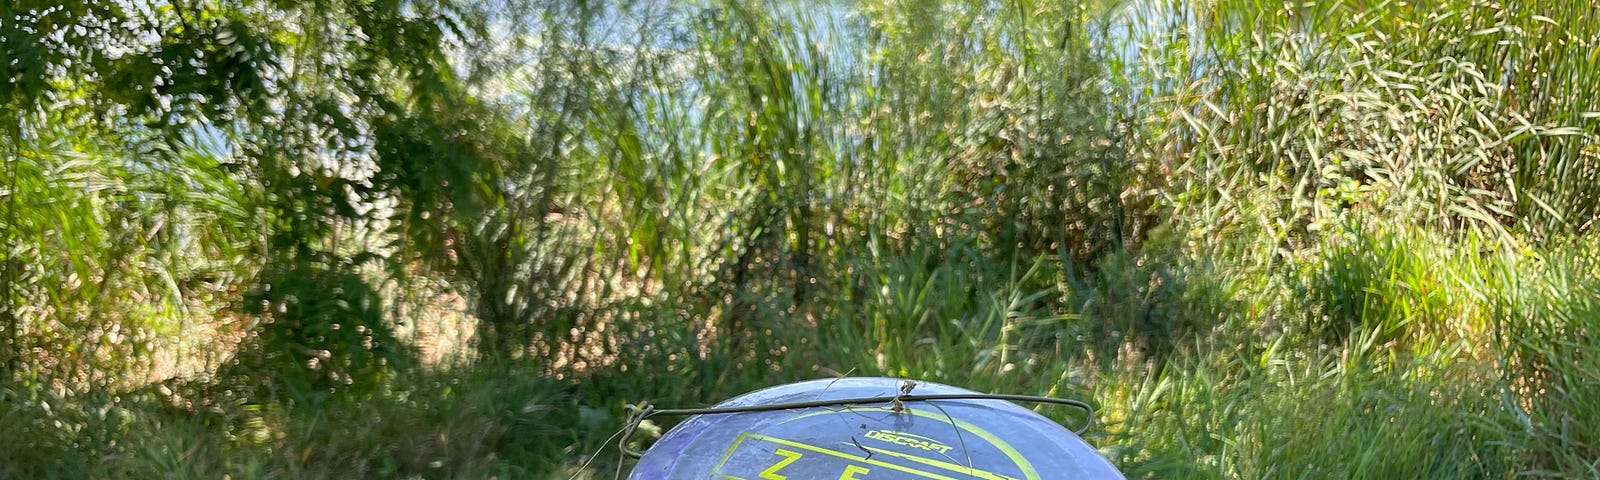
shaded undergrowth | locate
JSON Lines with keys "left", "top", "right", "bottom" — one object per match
{"left": 4, "top": 0, "right": 1600, "bottom": 478}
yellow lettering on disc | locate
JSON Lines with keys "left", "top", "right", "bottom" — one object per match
{"left": 839, "top": 465, "right": 871, "bottom": 479}
{"left": 759, "top": 449, "right": 804, "bottom": 480}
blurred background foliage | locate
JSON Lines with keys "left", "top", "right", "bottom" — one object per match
{"left": 2, "top": 0, "right": 1599, "bottom": 478}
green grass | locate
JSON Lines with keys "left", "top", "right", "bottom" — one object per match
{"left": 4, "top": 0, "right": 1600, "bottom": 478}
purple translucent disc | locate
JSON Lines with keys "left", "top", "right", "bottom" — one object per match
{"left": 629, "top": 377, "right": 1125, "bottom": 479}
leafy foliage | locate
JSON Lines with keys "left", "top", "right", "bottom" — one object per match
{"left": 4, "top": 0, "right": 1600, "bottom": 478}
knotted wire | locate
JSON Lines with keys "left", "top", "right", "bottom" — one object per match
{"left": 618, "top": 392, "right": 1094, "bottom": 459}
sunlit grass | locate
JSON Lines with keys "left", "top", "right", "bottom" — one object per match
{"left": 4, "top": 0, "right": 1600, "bottom": 478}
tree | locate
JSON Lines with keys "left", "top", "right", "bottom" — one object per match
{"left": 0, "top": 0, "right": 525, "bottom": 395}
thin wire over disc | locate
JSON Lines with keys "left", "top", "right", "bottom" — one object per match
{"left": 629, "top": 377, "right": 1124, "bottom": 479}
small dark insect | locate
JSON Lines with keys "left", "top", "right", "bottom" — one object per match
{"left": 892, "top": 380, "right": 917, "bottom": 414}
